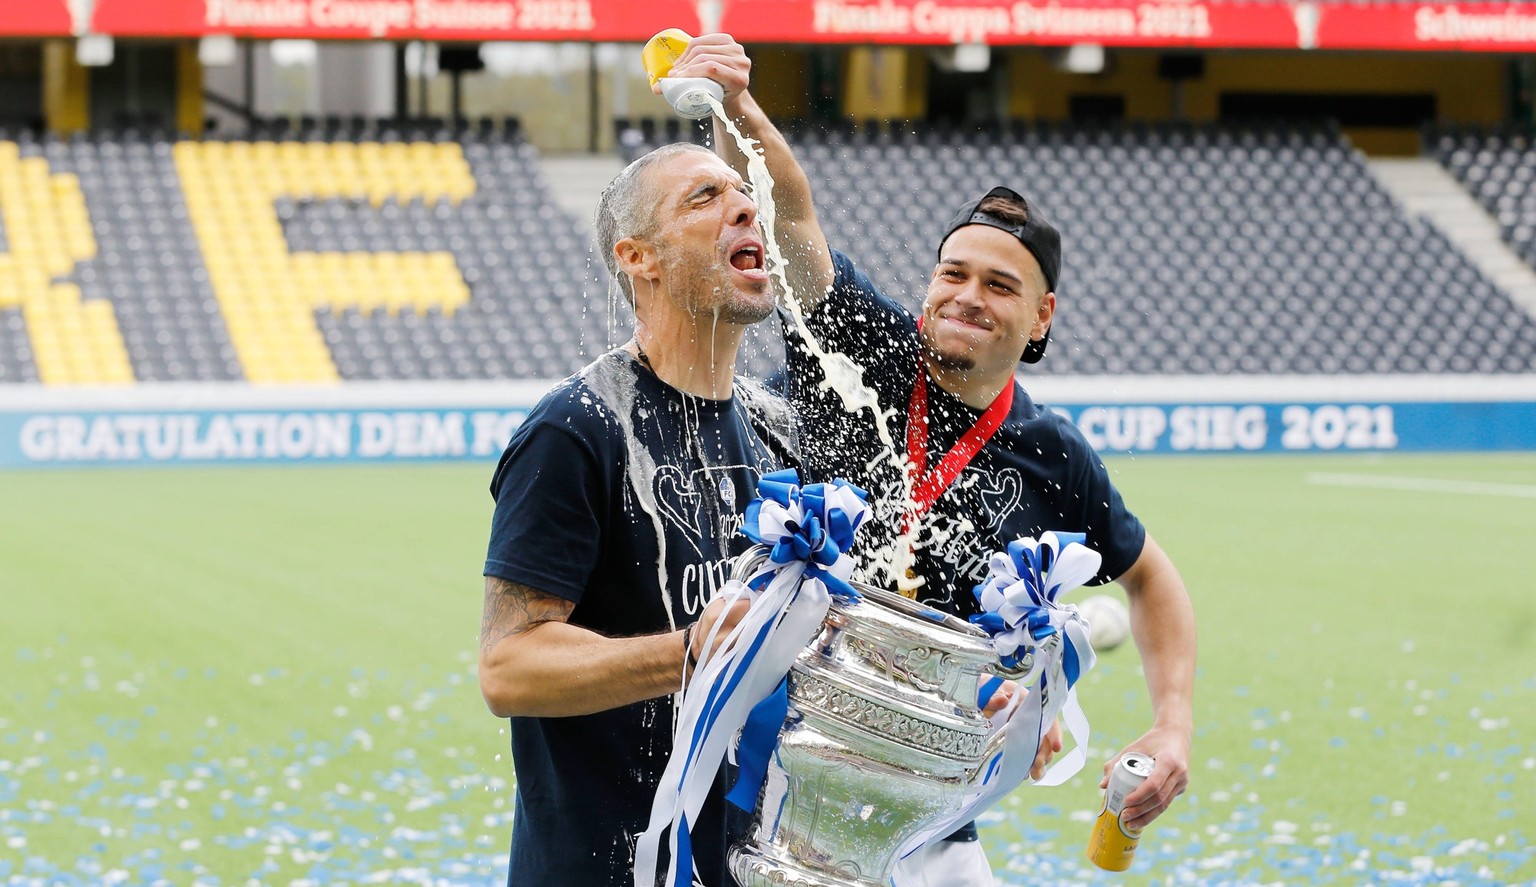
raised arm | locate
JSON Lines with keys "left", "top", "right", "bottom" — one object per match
{"left": 478, "top": 576, "right": 747, "bottom": 718}
{"left": 1108, "top": 533, "right": 1196, "bottom": 830}
{"left": 662, "top": 34, "right": 835, "bottom": 311}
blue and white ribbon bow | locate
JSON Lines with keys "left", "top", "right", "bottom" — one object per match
{"left": 740, "top": 471, "right": 867, "bottom": 601}
{"left": 972, "top": 531, "right": 1101, "bottom": 685}
{"left": 893, "top": 532, "right": 1103, "bottom": 875}
{"left": 633, "top": 469, "right": 868, "bottom": 887}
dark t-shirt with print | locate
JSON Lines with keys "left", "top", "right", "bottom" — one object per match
{"left": 484, "top": 349, "right": 797, "bottom": 887}
{"left": 782, "top": 250, "right": 1146, "bottom": 614}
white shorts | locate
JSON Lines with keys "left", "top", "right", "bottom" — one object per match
{"left": 890, "top": 838, "right": 995, "bottom": 887}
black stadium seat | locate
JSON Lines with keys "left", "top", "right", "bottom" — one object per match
{"left": 4, "top": 118, "right": 1533, "bottom": 384}
{"left": 649, "top": 119, "right": 1535, "bottom": 376}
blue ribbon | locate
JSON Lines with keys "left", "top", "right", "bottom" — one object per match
{"left": 725, "top": 469, "right": 868, "bottom": 814}
{"left": 969, "top": 531, "right": 1093, "bottom": 686}
{"left": 639, "top": 470, "right": 870, "bottom": 887}
{"left": 1063, "top": 638, "right": 1081, "bottom": 688}
{"left": 683, "top": 611, "right": 779, "bottom": 789}
{"left": 741, "top": 468, "right": 868, "bottom": 602}
{"left": 976, "top": 675, "right": 1005, "bottom": 710}
{"left": 726, "top": 678, "right": 788, "bottom": 812}
{"left": 672, "top": 813, "right": 691, "bottom": 887}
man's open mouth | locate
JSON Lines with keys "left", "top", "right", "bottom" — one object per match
{"left": 730, "top": 243, "right": 764, "bottom": 272}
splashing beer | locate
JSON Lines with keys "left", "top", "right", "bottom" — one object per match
{"left": 1086, "top": 752, "right": 1154, "bottom": 871}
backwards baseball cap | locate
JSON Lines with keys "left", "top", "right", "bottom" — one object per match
{"left": 938, "top": 186, "right": 1061, "bottom": 364}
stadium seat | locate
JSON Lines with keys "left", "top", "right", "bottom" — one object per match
{"left": 626, "top": 118, "right": 1536, "bottom": 377}
{"left": 1431, "top": 124, "right": 1536, "bottom": 288}
{"left": 5, "top": 118, "right": 1534, "bottom": 385}
{"left": 0, "top": 118, "right": 602, "bottom": 385}
{"left": 0, "top": 140, "right": 135, "bottom": 385}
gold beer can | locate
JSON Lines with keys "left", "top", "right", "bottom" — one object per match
{"left": 641, "top": 28, "right": 693, "bottom": 86}
{"left": 1086, "top": 752, "right": 1155, "bottom": 872}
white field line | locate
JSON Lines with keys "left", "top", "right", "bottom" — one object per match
{"left": 1306, "top": 473, "right": 1536, "bottom": 499}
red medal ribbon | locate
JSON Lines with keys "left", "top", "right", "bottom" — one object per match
{"left": 901, "top": 355, "right": 1014, "bottom": 535}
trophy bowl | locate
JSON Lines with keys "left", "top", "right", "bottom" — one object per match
{"left": 727, "top": 547, "right": 1027, "bottom": 887}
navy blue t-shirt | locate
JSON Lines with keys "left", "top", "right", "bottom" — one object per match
{"left": 783, "top": 250, "right": 1146, "bottom": 614}
{"left": 484, "top": 349, "right": 796, "bottom": 887}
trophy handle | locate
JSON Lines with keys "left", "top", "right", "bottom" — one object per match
{"left": 729, "top": 544, "right": 775, "bottom": 583}
{"left": 983, "top": 626, "right": 1063, "bottom": 684}
{"left": 984, "top": 657, "right": 1036, "bottom": 682}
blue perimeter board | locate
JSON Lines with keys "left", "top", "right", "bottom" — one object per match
{"left": 2, "top": 400, "right": 1534, "bottom": 467}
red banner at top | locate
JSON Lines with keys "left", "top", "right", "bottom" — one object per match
{"left": 721, "top": 0, "right": 1298, "bottom": 48}
{"left": 1315, "top": 2, "right": 1536, "bottom": 51}
{"left": 87, "top": 0, "right": 1303, "bottom": 46}
{"left": 92, "top": 0, "right": 701, "bottom": 40}
{"left": 78, "top": 0, "right": 1536, "bottom": 52}
{"left": 0, "top": 0, "right": 73, "bottom": 36}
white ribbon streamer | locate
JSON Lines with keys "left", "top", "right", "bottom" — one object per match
{"left": 633, "top": 475, "right": 868, "bottom": 887}
{"left": 892, "top": 531, "right": 1102, "bottom": 874}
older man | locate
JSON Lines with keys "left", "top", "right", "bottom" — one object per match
{"left": 668, "top": 34, "right": 1196, "bottom": 886}
{"left": 479, "top": 143, "right": 795, "bottom": 886}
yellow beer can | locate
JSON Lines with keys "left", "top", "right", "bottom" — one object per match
{"left": 642, "top": 28, "right": 694, "bottom": 86}
{"left": 640, "top": 28, "right": 722, "bottom": 119}
{"left": 1086, "top": 752, "right": 1155, "bottom": 872}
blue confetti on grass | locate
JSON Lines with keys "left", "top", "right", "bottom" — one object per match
{"left": 6, "top": 662, "right": 1532, "bottom": 887}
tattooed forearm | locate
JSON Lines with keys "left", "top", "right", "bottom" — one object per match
{"left": 481, "top": 577, "right": 575, "bottom": 655}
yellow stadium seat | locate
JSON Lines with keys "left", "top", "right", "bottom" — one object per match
{"left": 166, "top": 139, "right": 476, "bottom": 382}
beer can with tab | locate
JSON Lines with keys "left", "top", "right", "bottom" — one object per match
{"left": 1086, "top": 752, "right": 1154, "bottom": 871}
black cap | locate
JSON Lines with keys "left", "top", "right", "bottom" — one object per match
{"left": 938, "top": 186, "right": 1061, "bottom": 364}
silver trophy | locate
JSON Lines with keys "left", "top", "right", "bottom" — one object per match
{"left": 727, "top": 546, "right": 1031, "bottom": 887}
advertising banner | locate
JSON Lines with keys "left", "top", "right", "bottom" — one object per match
{"left": 1, "top": 407, "right": 529, "bottom": 467}
{"left": 3, "top": 399, "right": 1533, "bottom": 468}
{"left": 78, "top": 0, "right": 1536, "bottom": 52}
{"left": 720, "top": 0, "right": 1300, "bottom": 48}
{"left": 1049, "top": 400, "right": 1536, "bottom": 454}
{"left": 90, "top": 0, "right": 701, "bottom": 41}
{"left": 0, "top": 1, "right": 73, "bottom": 36}
{"left": 84, "top": 0, "right": 1303, "bottom": 47}
{"left": 1315, "top": 2, "right": 1536, "bottom": 52}
{"left": 86, "top": 0, "right": 1301, "bottom": 48}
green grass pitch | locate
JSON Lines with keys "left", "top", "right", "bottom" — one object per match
{"left": 1, "top": 454, "right": 1533, "bottom": 884}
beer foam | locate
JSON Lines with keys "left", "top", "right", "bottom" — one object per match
{"left": 707, "top": 96, "right": 926, "bottom": 593}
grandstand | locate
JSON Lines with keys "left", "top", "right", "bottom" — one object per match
{"left": 1432, "top": 125, "right": 1536, "bottom": 278}
{"left": 2, "top": 8, "right": 1536, "bottom": 394}
{"left": 696, "top": 119, "right": 1536, "bottom": 376}
{"left": 0, "top": 120, "right": 608, "bottom": 386}
{"left": 7, "top": 116, "right": 1535, "bottom": 387}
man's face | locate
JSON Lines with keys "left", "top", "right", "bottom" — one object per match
{"left": 645, "top": 152, "right": 772, "bottom": 325}
{"left": 919, "top": 225, "right": 1054, "bottom": 374}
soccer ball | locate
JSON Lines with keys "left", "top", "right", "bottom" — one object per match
{"left": 1076, "top": 594, "right": 1131, "bottom": 652}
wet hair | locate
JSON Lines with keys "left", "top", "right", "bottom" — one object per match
{"left": 594, "top": 142, "right": 715, "bottom": 303}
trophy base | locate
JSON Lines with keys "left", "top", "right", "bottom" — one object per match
{"left": 729, "top": 844, "right": 882, "bottom": 887}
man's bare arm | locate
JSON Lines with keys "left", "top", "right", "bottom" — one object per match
{"left": 665, "top": 34, "right": 835, "bottom": 310}
{"left": 1108, "top": 534, "right": 1196, "bottom": 829}
{"left": 477, "top": 576, "right": 749, "bottom": 718}
{"left": 479, "top": 574, "right": 575, "bottom": 656}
